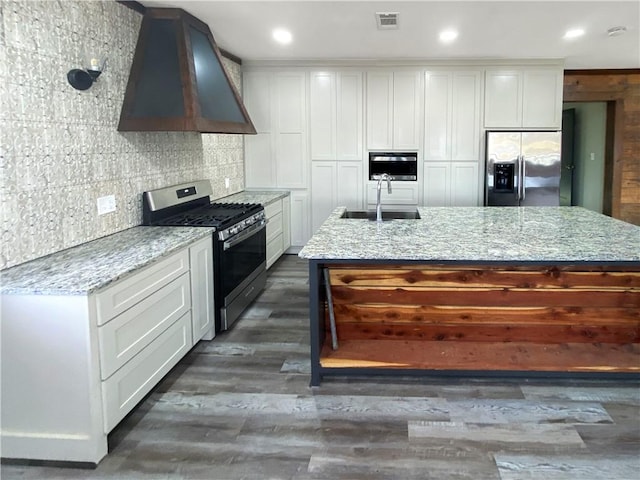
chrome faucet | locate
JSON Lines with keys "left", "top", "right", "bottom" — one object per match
{"left": 376, "top": 173, "right": 392, "bottom": 222}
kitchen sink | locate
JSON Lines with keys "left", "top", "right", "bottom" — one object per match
{"left": 340, "top": 210, "right": 421, "bottom": 220}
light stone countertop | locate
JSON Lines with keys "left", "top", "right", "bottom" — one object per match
{"left": 0, "top": 226, "right": 214, "bottom": 295}
{"left": 298, "top": 206, "right": 640, "bottom": 264}
{"left": 216, "top": 190, "right": 290, "bottom": 206}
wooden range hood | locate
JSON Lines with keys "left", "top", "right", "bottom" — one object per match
{"left": 118, "top": 8, "right": 256, "bottom": 134}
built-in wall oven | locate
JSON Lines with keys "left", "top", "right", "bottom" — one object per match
{"left": 142, "top": 180, "right": 267, "bottom": 333}
{"left": 369, "top": 151, "right": 418, "bottom": 181}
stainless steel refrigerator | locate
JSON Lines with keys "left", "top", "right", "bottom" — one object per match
{"left": 485, "top": 131, "right": 562, "bottom": 206}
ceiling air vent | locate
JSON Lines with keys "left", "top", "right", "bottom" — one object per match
{"left": 376, "top": 12, "right": 399, "bottom": 30}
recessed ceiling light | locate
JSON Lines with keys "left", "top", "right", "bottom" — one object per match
{"left": 272, "top": 28, "right": 292, "bottom": 45}
{"left": 564, "top": 28, "right": 585, "bottom": 39}
{"left": 439, "top": 29, "right": 458, "bottom": 43}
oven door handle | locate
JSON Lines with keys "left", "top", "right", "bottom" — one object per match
{"left": 223, "top": 221, "right": 266, "bottom": 250}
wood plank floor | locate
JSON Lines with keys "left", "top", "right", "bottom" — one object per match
{"left": 2, "top": 254, "right": 639, "bottom": 479}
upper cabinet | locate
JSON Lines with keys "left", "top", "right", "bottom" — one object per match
{"left": 484, "top": 67, "right": 563, "bottom": 129}
{"left": 244, "top": 71, "right": 308, "bottom": 188}
{"left": 366, "top": 71, "right": 422, "bottom": 150}
{"left": 310, "top": 71, "right": 363, "bottom": 161}
{"left": 424, "top": 70, "right": 483, "bottom": 161}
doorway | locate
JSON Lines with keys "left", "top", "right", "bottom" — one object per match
{"left": 561, "top": 101, "right": 612, "bottom": 215}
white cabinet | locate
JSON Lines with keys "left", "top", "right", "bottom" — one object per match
{"left": 282, "top": 195, "right": 291, "bottom": 251}
{"left": 289, "top": 190, "right": 311, "bottom": 250}
{"left": 310, "top": 71, "right": 363, "bottom": 160}
{"left": 244, "top": 71, "right": 308, "bottom": 250}
{"left": 423, "top": 162, "right": 480, "bottom": 206}
{"left": 244, "top": 71, "right": 276, "bottom": 187}
{"left": 311, "top": 161, "right": 363, "bottom": 233}
{"left": 0, "top": 240, "right": 211, "bottom": 463}
{"left": 102, "top": 312, "right": 192, "bottom": 432}
{"left": 423, "top": 162, "right": 450, "bottom": 206}
{"left": 189, "top": 237, "right": 214, "bottom": 342}
{"left": 484, "top": 67, "right": 563, "bottom": 129}
{"left": 265, "top": 197, "right": 290, "bottom": 269}
{"left": 366, "top": 181, "right": 420, "bottom": 209}
{"left": 366, "top": 70, "right": 421, "bottom": 150}
{"left": 424, "top": 70, "right": 482, "bottom": 161}
{"left": 244, "top": 71, "right": 308, "bottom": 188}
{"left": 311, "top": 162, "right": 336, "bottom": 233}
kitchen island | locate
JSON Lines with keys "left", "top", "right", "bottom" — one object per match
{"left": 299, "top": 207, "right": 640, "bottom": 386}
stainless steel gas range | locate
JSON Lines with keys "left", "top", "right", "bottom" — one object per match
{"left": 142, "top": 180, "right": 267, "bottom": 333}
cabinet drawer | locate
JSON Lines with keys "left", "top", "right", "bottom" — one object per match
{"left": 266, "top": 211, "right": 283, "bottom": 242}
{"left": 102, "top": 311, "right": 192, "bottom": 432}
{"left": 367, "top": 183, "right": 420, "bottom": 205}
{"left": 95, "top": 249, "right": 189, "bottom": 326}
{"left": 264, "top": 199, "right": 282, "bottom": 219}
{"left": 98, "top": 273, "right": 191, "bottom": 380}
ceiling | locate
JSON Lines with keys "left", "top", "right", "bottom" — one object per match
{"left": 141, "top": 0, "right": 640, "bottom": 69}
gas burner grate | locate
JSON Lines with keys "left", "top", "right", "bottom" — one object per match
{"left": 152, "top": 202, "right": 263, "bottom": 228}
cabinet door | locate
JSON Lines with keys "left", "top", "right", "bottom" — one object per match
{"left": 266, "top": 205, "right": 284, "bottom": 269}
{"left": 451, "top": 71, "right": 482, "bottom": 161}
{"left": 424, "top": 72, "right": 451, "bottom": 161}
{"left": 189, "top": 237, "right": 214, "bottom": 342}
{"left": 367, "top": 182, "right": 420, "bottom": 207}
{"left": 393, "top": 71, "right": 421, "bottom": 150}
{"left": 245, "top": 134, "right": 275, "bottom": 188}
{"left": 289, "top": 190, "right": 310, "bottom": 248}
{"left": 450, "top": 162, "right": 480, "bottom": 206}
{"left": 337, "top": 162, "right": 363, "bottom": 210}
{"left": 310, "top": 71, "right": 336, "bottom": 160}
{"left": 423, "top": 162, "right": 451, "bottom": 206}
{"left": 522, "top": 69, "right": 563, "bottom": 129}
{"left": 311, "top": 162, "right": 337, "bottom": 233}
{"left": 275, "top": 72, "right": 307, "bottom": 188}
{"left": 484, "top": 69, "right": 521, "bottom": 127}
{"left": 282, "top": 195, "right": 291, "bottom": 251}
{"left": 244, "top": 73, "right": 276, "bottom": 188}
{"left": 366, "top": 72, "right": 393, "bottom": 149}
{"left": 336, "top": 72, "right": 363, "bottom": 160}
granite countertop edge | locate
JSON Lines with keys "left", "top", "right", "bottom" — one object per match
{"left": 1, "top": 226, "right": 215, "bottom": 296}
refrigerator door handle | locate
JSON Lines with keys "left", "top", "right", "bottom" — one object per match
{"left": 516, "top": 155, "right": 522, "bottom": 201}
{"left": 520, "top": 155, "right": 526, "bottom": 202}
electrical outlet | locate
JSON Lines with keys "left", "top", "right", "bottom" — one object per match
{"left": 97, "top": 195, "right": 116, "bottom": 215}
{"left": 225, "top": 178, "right": 230, "bottom": 189}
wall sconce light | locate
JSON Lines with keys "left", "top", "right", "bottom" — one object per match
{"left": 67, "top": 54, "right": 107, "bottom": 91}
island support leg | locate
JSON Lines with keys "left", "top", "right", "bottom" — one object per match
{"left": 308, "top": 260, "right": 325, "bottom": 386}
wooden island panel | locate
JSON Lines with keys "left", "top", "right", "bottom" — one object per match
{"left": 321, "top": 264, "right": 640, "bottom": 373}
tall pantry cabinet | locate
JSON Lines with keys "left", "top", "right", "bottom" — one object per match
{"left": 244, "top": 71, "right": 310, "bottom": 249}
{"left": 423, "top": 69, "right": 483, "bottom": 206}
{"left": 309, "top": 71, "right": 364, "bottom": 233}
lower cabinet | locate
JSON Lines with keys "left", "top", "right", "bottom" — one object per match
{"left": 366, "top": 181, "right": 420, "bottom": 210}
{"left": 265, "top": 199, "right": 285, "bottom": 268}
{"left": 311, "top": 161, "right": 363, "bottom": 234}
{"left": 189, "top": 237, "right": 215, "bottom": 342}
{"left": 423, "top": 162, "right": 480, "bottom": 206}
{"left": 101, "top": 311, "right": 192, "bottom": 431}
{"left": 289, "top": 190, "right": 311, "bottom": 252}
{"left": 282, "top": 195, "right": 291, "bottom": 251}
{"left": 0, "top": 237, "right": 214, "bottom": 464}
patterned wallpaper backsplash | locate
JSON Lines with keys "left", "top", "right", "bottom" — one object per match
{"left": 0, "top": 1, "right": 246, "bottom": 270}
